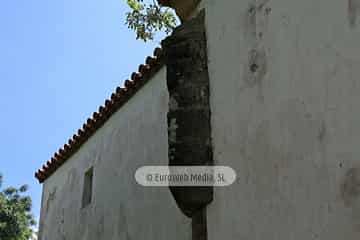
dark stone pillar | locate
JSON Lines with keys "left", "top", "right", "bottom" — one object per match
{"left": 162, "top": 10, "right": 213, "bottom": 240}
{"left": 192, "top": 207, "right": 208, "bottom": 240}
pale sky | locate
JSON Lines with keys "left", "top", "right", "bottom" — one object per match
{"left": 0, "top": 0, "right": 167, "bottom": 223}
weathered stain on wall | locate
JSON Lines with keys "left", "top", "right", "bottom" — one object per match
{"left": 242, "top": 0, "right": 269, "bottom": 103}
{"left": 244, "top": 48, "right": 267, "bottom": 87}
{"left": 45, "top": 187, "right": 56, "bottom": 214}
{"left": 349, "top": 0, "right": 360, "bottom": 27}
{"left": 342, "top": 167, "right": 360, "bottom": 207}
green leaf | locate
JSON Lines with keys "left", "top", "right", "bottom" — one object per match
{"left": 0, "top": 173, "right": 35, "bottom": 240}
{"left": 125, "top": 0, "right": 178, "bottom": 42}
{"left": 19, "top": 185, "right": 28, "bottom": 193}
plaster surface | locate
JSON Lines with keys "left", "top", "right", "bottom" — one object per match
{"left": 205, "top": 0, "right": 360, "bottom": 239}
{"left": 38, "top": 67, "right": 191, "bottom": 240}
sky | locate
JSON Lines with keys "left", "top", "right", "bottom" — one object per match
{"left": 0, "top": 0, "right": 167, "bottom": 224}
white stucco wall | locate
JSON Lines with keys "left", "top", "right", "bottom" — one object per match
{"left": 205, "top": 0, "right": 360, "bottom": 239}
{"left": 38, "top": 67, "right": 191, "bottom": 240}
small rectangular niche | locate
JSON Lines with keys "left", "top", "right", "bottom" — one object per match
{"left": 82, "top": 167, "right": 94, "bottom": 208}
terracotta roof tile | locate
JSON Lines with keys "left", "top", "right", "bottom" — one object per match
{"left": 35, "top": 47, "right": 164, "bottom": 183}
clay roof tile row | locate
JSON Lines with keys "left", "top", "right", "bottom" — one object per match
{"left": 35, "top": 47, "right": 164, "bottom": 183}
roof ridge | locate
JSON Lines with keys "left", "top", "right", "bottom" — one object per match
{"left": 35, "top": 47, "right": 165, "bottom": 183}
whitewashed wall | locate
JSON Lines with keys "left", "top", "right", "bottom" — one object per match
{"left": 38, "top": 67, "right": 191, "bottom": 240}
{"left": 205, "top": 0, "right": 360, "bottom": 239}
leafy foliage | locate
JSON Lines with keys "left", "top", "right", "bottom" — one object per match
{"left": 0, "top": 174, "right": 36, "bottom": 240}
{"left": 125, "top": 0, "right": 178, "bottom": 41}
